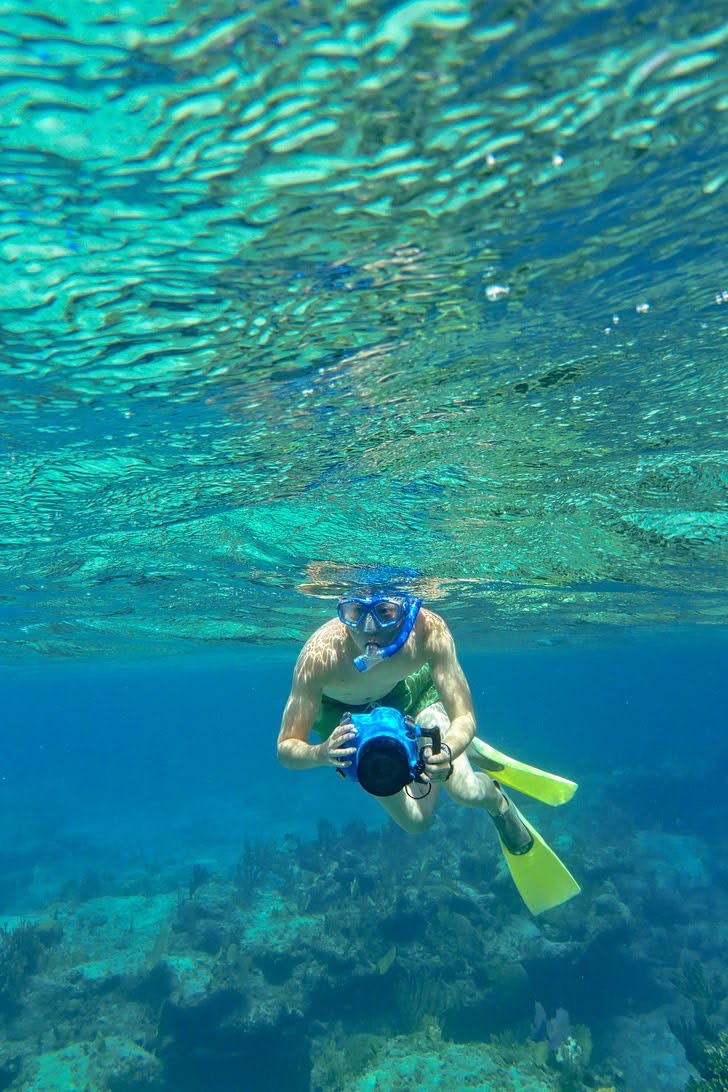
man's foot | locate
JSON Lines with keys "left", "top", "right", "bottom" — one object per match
{"left": 490, "top": 782, "right": 534, "bottom": 856}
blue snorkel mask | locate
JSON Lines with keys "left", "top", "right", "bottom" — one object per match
{"left": 337, "top": 594, "right": 423, "bottom": 672}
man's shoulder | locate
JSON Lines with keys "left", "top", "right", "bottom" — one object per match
{"left": 420, "top": 604, "right": 445, "bottom": 624}
{"left": 417, "top": 607, "right": 454, "bottom": 654}
{"left": 297, "top": 619, "right": 347, "bottom": 672}
{"left": 419, "top": 606, "right": 450, "bottom": 635}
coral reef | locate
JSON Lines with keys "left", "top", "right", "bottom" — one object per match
{"left": 685, "top": 1031, "right": 728, "bottom": 1091}
{"left": 0, "top": 919, "right": 62, "bottom": 1015}
{"left": 671, "top": 961, "right": 728, "bottom": 1089}
{"left": 0, "top": 781, "right": 725, "bottom": 1091}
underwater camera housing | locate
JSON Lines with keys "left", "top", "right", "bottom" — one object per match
{"left": 343, "top": 706, "right": 441, "bottom": 797}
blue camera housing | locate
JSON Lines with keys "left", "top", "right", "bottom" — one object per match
{"left": 343, "top": 706, "right": 422, "bottom": 795}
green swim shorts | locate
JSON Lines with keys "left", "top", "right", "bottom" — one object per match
{"left": 312, "top": 664, "right": 441, "bottom": 741}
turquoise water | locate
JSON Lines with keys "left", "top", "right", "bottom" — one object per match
{"left": 1, "top": 0, "right": 727, "bottom": 1089}
{"left": 1, "top": 0, "right": 726, "bottom": 655}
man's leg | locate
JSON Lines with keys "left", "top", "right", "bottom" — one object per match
{"left": 418, "top": 703, "right": 533, "bottom": 852}
{"left": 375, "top": 701, "right": 471, "bottom": 835}
{"left": 376, "top": 782, "right": 441, "bottom": 834}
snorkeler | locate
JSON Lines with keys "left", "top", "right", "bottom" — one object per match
{"left": 277, "top": 588, "right": 579, "bottom": 914}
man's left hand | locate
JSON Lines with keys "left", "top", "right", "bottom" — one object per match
{"left": 421, "top": 743, "right": 453, "bottom": 782}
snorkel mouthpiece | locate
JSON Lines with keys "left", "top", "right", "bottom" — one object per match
{"left": 353, "top": 597, "right": 422, "bottom": 671}
{"left": 355, "top": 643, "right": 385, "bottom": 672}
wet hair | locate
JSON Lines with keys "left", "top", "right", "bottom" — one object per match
{"left": 345, "top": 585, "right": 409, "bottom": 601}
{"left": 342, "top": 566, "right": 421, "bottom": 598}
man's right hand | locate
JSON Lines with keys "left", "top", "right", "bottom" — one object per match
{"left": 319, "top": 715, "right": 358, "bottom": 768}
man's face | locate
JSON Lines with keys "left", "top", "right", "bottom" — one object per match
{"left": 337, "top": 596, "right": 407, "bottom": 653}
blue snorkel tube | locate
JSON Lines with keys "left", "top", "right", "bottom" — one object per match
{"left": 353, "top": 597, "right": 423, "bottom": 672}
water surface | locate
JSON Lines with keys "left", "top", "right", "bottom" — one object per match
{"left": 1, "top": 0, "right": 725, "bottom": 656}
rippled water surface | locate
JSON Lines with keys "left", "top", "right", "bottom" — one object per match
{"left": 2, "top": 0, "right": 726, "bottom": 657}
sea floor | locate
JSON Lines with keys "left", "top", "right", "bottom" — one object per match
{"left": 1, "top": 767, "right": 724, "bottom": 1092}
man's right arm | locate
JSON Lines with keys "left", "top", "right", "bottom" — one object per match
{"left": 277, "top": 651, "right": 358, "bottom": 771}
{"left": 277, "top": 657, "right": 327, "bottom": 769}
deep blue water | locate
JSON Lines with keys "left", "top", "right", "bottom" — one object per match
{"left": 2, "top": 630, "right": 725, "bottom": 914}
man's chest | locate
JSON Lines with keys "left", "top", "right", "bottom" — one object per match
{"left": 323, "top": 653, "right": 422, "bottom": 704}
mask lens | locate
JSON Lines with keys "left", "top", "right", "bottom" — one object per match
{"left": 338, "top": 599, "right": 366, "bottom": 626}
{"left": 372, "top": 599, "right": 404, "bottom": 626}
{"left": 338, "top": 597, "right": 406, "bottom": 628}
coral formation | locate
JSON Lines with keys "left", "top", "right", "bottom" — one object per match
{"left": 672, "top": 962, "right": 728, "bottom": 1089}
{"left": 0, "top": 783, "right": 724, "bottom": 1091}
{"left": 685, "top": 1031, "right": 728, "bottom": 1091}
{"left": 0, "top": 919, "right": 62, "bottom": 1015}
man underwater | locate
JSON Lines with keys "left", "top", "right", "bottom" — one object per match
{"left": 277, "top": 588, "right": 579, "bottom": 914}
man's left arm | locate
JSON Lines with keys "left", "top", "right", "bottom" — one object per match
{"left": 425, "top": 614, "right": 476, "bottom": 761}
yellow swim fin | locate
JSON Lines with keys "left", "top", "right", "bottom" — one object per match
{"left": 495, "top": 802, "right": 581, "bottom": 915}
{"left": 468, "top": 738, "right": 577, "bottom": 806}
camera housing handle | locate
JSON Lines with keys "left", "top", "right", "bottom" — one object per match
{"left": 425, "top": 725, "right": 441, "bottom": 755}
